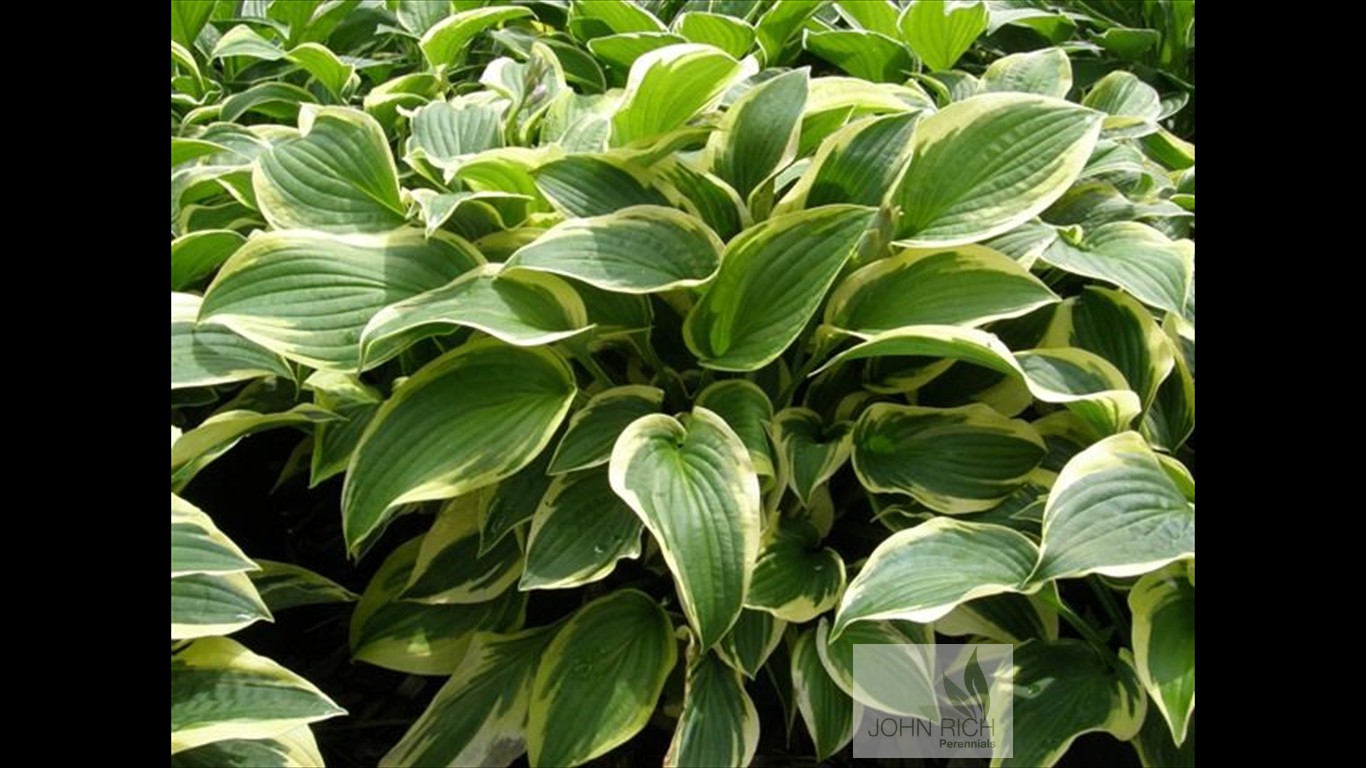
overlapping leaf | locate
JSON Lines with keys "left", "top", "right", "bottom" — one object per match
{"left": 360, "top": 263, "right": 590, "bottom": 368}
{"left": 685, "top": 205, "right": 876, "bottom": 370}
{"left": 199, "top": 229, "right": 481, "bottom": 371}
{"left": 342, "top": 341, "right": 576, "bottom": 555}
{"left": 522, "top": 469, "right": 644, "bottom": 590}
{"left": 171, "top": 637, "right": 345, "bottom": 753}
{"left": 610, "top": 408, "right": 761, "bottom": 648}
{"left": 253, "top": 108, "right": 407, "bottom": 233}
{"left": 826, "top": 244, "right": 1059, "bottom": 334}
{"left": 890, "top": 93, "right": 1102, "bottom": 245}
{"left": 528, "top": 590, "right": 676, "bottom": 767}
{"left": 505, "top": 205, "right": 724, "bottom": 292}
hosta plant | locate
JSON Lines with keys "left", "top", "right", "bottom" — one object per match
{"left": 171, "top": 1, "right": 1194, "bottom": 765}
{"left": 170, "top": 485, "right": 352, "bottom": 764}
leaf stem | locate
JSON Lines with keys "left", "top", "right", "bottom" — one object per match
{"left": 697, "top": 368, "right": 716, "bottom": 394}
{"left": 564, "top": 339, "right": 615, "bottom": 389}
{"left": 1087, "top": 576, "right": 1131, "bottom": 639}
{"left": 777, "top": 328, "right": 838, "bottom": 407}
{"left": 1038, "top": 587, "right": 1122, "bottom": 670}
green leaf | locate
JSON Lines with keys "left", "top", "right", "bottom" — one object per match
{"left": 177, "top": 201, "right": 264, "bottom": 235}
{"left": 411, "top": 189, "right": 532, "bottom": 238}
{"left": 808, "top": 73, "right": 934, "bottom": 116}
{"left": 199, "top": 228, "right": 480, "bottom": 371}
{"left": 837, "top": 0, "right": 901, "bottom": 35}
{"left": 1066, "top": 287, "right": 1176, "bottom": 407}
{"left": 1129, "top": 565, "right": 1195, "bottom": 747}
{"left": 792, "top": 628, "right": 853, "bottom": 760}
{"left": 665, "top": 651, "right": 760, "bottom": 768}
{"left": 171, "top": 726, "right": 324, "bottom": 768}
{"left": 1140, "top": 127, "right": 1194, "bottom": 170}
{"left": 480, "top": 449, "right": 558, "bottom": 554}
{"left": 249, "top": 560, "right": 358, "bottom": 612}
{"left": 506, "top": 205, "right": 723, "bottom": 293}
{"left": 995, "top": 640, "right": 1146, "bottom": 767}
{"left": 219, "top": 83, "right": 314, "bottom": 124}
{"left": 171, "top": 137, "right": 228, "bottom": 168}
{"left": 899, "top": 0, "right": 989, "bottom": 71}
{"left": 305, "top": 370, "right": 382, "bottom": 486}
{"left": 981, "top": 47, "right": 1073, "bottom": 98}
{"left": 171, "top": 493, "right": 255, "bottom": 578}
{"left": 833, "top": 518, "right": 1039, "bottom": 633}
{"left": 817, "top": 325, "right": 1142, "bottom": 436}
{"left": 655, "top": 158, "right": 749, "bottom": 240}
{"left": 815, "top": 617, "right": 936, "bottom": 717}
{"left": 550, "top": 386, "right": 665, "bottom": 475}
{"left": 891, "top": 93, "right": 1102, "bottom": 245}
{"left": 804, "top": 30, "right": 913, "bottom": 83}
{"left": 380, "top": 628, "right": 555, "bottom": 768}
{"left": 172, "top": 406, "right": 338, "bottom": 491}
{"left": 406, "top": 97, "right": 506, "bottom": 177}
{"left": 286, "top": 43, "right": 355, "bottom": 98}
{"left": 716, "top": 609, "right": 785, "bottom": 679}
{"left": 753, "top": 0, "right": 822, "bottom": 65}
{"left": 253, "top": 107, "right": 406, "bottom": 234}
{"left": 522, "top": 468, "right": 644, "bottom": 590}
{"left": 746, "top": 519, "right": 845, "bottom": 623}
{"left": 420, "top": 6, "right": 534, "bottom": 68}
{"left": 1040, "top": 223, "right": 1192, "bottom": 315}
{"left": 777, "top": 112, "right": 920, "bottom": 212}
{"left": 611, "top": 44, "right": 743, "bottom": 146}
{"left": 589, "top": 32, "right": 688, "bottom": 70}
{"left": 171, "top": 41, "right": 204, "bottom": 97}
{"left": 854, "top": 403, "right": 1044, "bottom": 513}
{"left": 171, "top": 293, "right": 292, "bottom": 390}
{"left": 349, "top": 538, "right": 527, "bottom": 675}
{"left": 1035, "top": 431, "right": 1194, "bottom": 581}
{"left": 985, "top": 2, "right": 1075, "bottom": 41}
{"left": 673, "top": 11, "right": 755, "bottom": 58}
{"left": 171, "top": 637, "right": 344, "bottom": 753}
{"left": 570, "top": 0, "right": 666, "bottom": 37}
{"left": 394, "top": 0, "right": 451, "bottom": 36}
{"left": 770, "top": 408, "right": 851, "bottom": 506}
{"left": 1094, "top": 26, "right": 1161, "bottom": 60}
{"left": 685, "top": 205, "right": 876, "bottom": 371}
{"left": 171, "top": 230, "right": 245, "bottom": 290}
{"left": 342, "top": 341, "right": 576, "bottom": 556}
{"left": 936, "top": 592, "right": 1058, "bottom": 644}
{"left": 403, "top": 495, "right": 524, "bottom": 604}
{"left": 171, "top": 0, "right": 215, "bottom": 49}
{"left": 695, "top": 380, "right": 777, "bottom": 479}
{"left": 923, "top": 69, "right": 981, "bottom": 106}
{"left": 1083, "top": 70, "right": 1162, "bottom": 122}
{"left": 528, "top": 590, "right": 677, "bottom": 767}
{"left": 1134, "top": 707, "right": 1195, "bottom": 768}
{"left": 266, "top": 0, "right": 320, "bottom": 44}
{"left": 704, "top": 68, "right": 808, "bottom": 199}
{"left": 610, "top": 408, "right": 761, "bottom": 649}
{"left": 826, "top": 244, "right": 1058, "bottom": 334}
{"left": 1141, "top": 340, "right": 1194, "bottom": 452}
{"left": 360, "top": 263, "right": 590, "bottom": 368}
{"left": 171, "top": 572, "right": 272, "bottom": 640}
{"left": 364, "top": 72, "right": 443, "bottom": 131}
{"left": 541, "top": 89, "right": 616, "bottom": 150}
{"left": 533, "top": 155, "right": 673, "bottom": 217}
{"left": 1014, "top": 347, "right": 1143, "bottom": 436}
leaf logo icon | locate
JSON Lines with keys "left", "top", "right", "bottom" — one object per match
{"left": 964, "top": 648, "right": 990, "bottom": 719}
{"left": 942, "top": 648, "right": 991, "bottom": 719}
